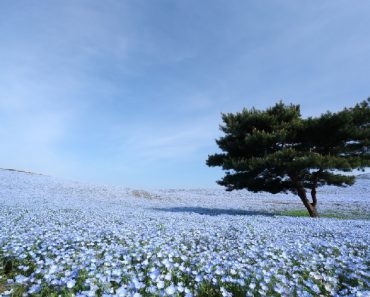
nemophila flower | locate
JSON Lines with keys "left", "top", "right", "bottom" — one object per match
{"left": 164, "top": 272, "right": 172, "bottom": 281}
{"left": 131, "top": 278, "right": 144, "bottom": 290}
{"left": 112, "top": 268, "right": 121, "bottom": 277}
{"left": 28, "top": 284, "right": 41, "bottom": 294}
{"left": 17, "top": 265, "right": 29, "bottom": 271}
{"left": 194, "top": 274, "right": 203, "bottom": 282}
{"left": 15, "top": 275, "right": 28, "bottom": 284}
{"left": 220, "top": 287, "right": 232, "bottom": 297}
{"left": 177, "top": 284, "right": 185, "bottom": 292}
{"left": 115, "top": 286, "right": 127, "bottom": 296}
{"left": 165, "top": 284, "right": 176, "bottom": 295}
{"left": 51, "top": 279, "right": 61, "bottom": 285}
{"left": 66, "top": 279, "right": 76, "bottom": 289}
{"left": 157, "top": 280, "right": 165, "bottom": 289}
{"left": 145, "top": 285, "right": 156, "bottom": 294}
{"left": 149, "top": 269, "right": 160, "bottom": 281}
{"left": 49, "top": 264, "right": 58, "bottom": 274}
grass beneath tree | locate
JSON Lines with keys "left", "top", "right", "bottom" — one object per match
{"left": 279, "top": 209, "right": 369, "bottom": 219}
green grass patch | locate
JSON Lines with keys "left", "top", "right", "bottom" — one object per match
{"left": 278, "top": 209, "right": 369, "bottom": 219}
{"left": 279, "top": 209, "right": 311, "bottom": 217}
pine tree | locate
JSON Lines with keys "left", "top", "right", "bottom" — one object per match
{"left": 206, "top": 99, "right": 370, "bottom": 217}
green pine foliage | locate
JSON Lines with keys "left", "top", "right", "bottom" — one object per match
{"left": 207, "top": 99, "right": 370, "bottom": 217}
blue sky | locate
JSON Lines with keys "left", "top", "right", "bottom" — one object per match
{"left": 1, "top": 1, "right": 370, "bottom": 188}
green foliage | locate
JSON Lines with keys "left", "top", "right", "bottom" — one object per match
{"left": 207, "top": 99, "right": 370, "bottom": 216}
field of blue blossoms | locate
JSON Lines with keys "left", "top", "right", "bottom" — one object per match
{"left": 0, "top": 169, "right": 369, "bottom": 297}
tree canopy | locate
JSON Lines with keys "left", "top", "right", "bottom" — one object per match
{"left": 206, "top": 99, "right": 370, "bottom": 217}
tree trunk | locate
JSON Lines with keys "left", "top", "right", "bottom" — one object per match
{"left": 307, "top": 202, "right": 318, "bottom": 218}
{"left": 297, "top": 186, "right": 319, "bottom": 218}
{"left": 289, "top": 174, "right": 319, "bottom": 218}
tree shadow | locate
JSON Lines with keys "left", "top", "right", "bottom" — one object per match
{"left": 152, "top": 206, "right": 273, "bottom": 217}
